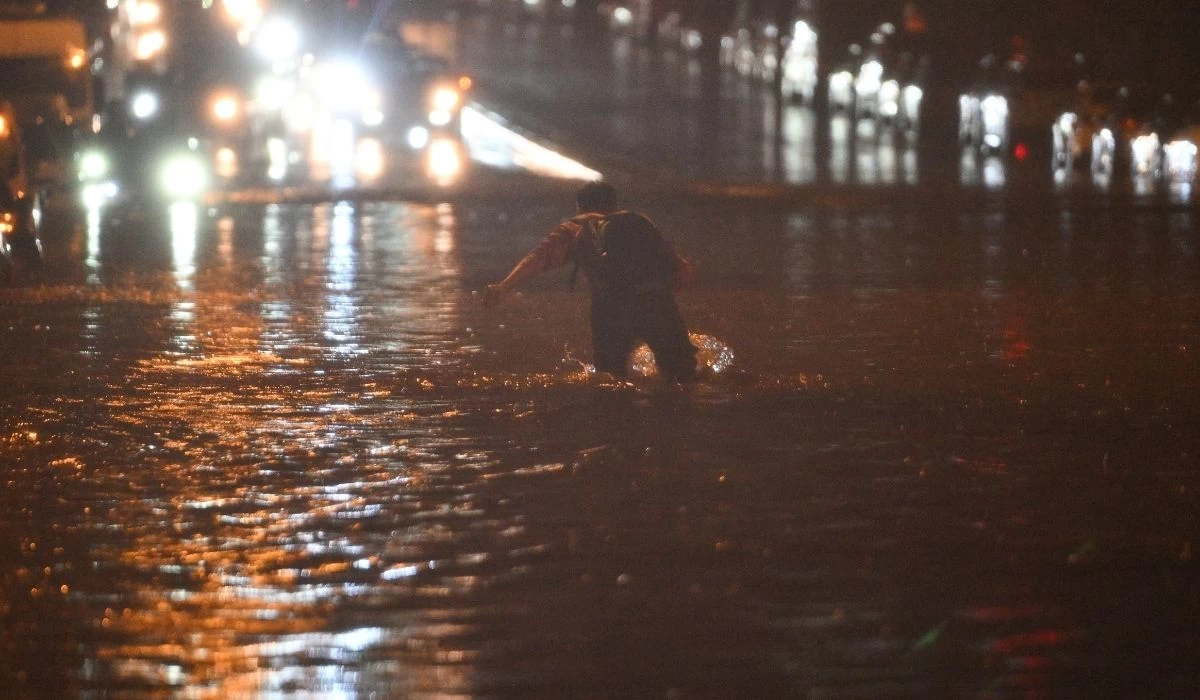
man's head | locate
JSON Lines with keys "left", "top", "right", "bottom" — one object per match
{"left": 576, "top": 181, "right": 618, "bottom": 214}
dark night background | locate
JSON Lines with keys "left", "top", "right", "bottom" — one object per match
{"left": 16, "top": 0, "right": 1197, "bottom": 96}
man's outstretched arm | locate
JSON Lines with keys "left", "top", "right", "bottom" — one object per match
{"left": 484, "top": 254, "right": 547, "bottom": 304}
{"left": 483, "top": 221, "right": 577, "bottom": 305}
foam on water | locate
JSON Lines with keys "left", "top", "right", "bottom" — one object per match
{"left": 561, "top": 334, "right": 734, "bottom": 381}
{"left": 630, "top": 333, "right": 735, "bottom": 378}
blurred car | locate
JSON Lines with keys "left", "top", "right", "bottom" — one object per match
{"left": 255, "top": 30, "right": 474, "bottom": 183}
{"left": 1129, "top": 129, "right": 1162, "bottom": 179}
{"left": 827, "top": 63, "right": 855, "bottom": 114}
{"left": 76, "top": 118, "right": 210, "bottom": 208}
{"left": 1074, "top": 86, "right": 1180, "bottom": 180}
{"left": 719, "top": 14, "right": 818, "bottom": 103}
{"left": 854, "top": 56, "right": 886, "bottom": 120}
{"left": 77, "top": 81, "right": 214, "bottom": 207}
{"left": 87, "top": 0, "right": 263, "bottom": 198}
{"left": 0, "top": 102, "right": 43, "bottom": 284}
{"left": 656, "top": 10, "right": 704, "bottom": 54}
{"left": 1051, "top": 111, "right": 1095, "bottom": 170}
{"left": 1090, "top": 123, "right": 1118, "bottom": 177}
{"left": 721, "top": 22, "right": 777, "bottom": 82}
{"left": 356, "top": 33, "right": 473, "bottom": 141}
{"left": 1050, "top": 81, "right": 1141, "bottom": 172}
{"left": 601, "top": 1, "right": 654, "bottom": 39}
{"left": 958, "top": 55, "right": 1015, "bottom": 154}
{"left": 0, "top": 11, "right": 93, "bottom": 187}
{"left": 959, "top": 91, "right": 1009, "bottom": 154}
{"left": 780, "top": 18, "right": 819, "bottom": 104}
{"left": 962, "top": 51, "right": 1092, "bottom": 159}
{"left": 1140, "top": 95, "right": 1200, "bottom": 183}
{"left": 1163, "top": 135, "right": 1197, "bottom": 183}
{"left": 1077, "top": 84, "right": 1157, "bottom": 177}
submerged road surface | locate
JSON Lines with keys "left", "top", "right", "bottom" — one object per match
{"left": 1, "top": 189, "right": 1199, "bottom": 696}
{"left": 1, "top": 7, "right": 1199, "bottom": 696}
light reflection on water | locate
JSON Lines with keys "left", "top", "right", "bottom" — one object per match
{"left": 323, "top": 202, "right": 361, "bottom": 355}
{"left": 2, "top": 196, "right": 1200, "bottom": 696}
{"left": 85, "top": 206, "right": 102, "bottom": 286}
{"left": 170, "top": 202, "right": 198, "bottom": 290}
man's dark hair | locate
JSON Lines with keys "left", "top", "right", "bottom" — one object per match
{"left": 576, "top": 181, "right": 618, "bottom": 213}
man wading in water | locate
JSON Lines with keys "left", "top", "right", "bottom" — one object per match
{"left": 483, "top": 181, "right": 699, "bottom": 381}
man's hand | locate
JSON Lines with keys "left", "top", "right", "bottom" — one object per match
{"left": 482, "top": 283, "right": 509, "bottom": 306}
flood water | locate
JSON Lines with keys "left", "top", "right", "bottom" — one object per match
{"left": 2, "top": 191, "right": 1199, "bottom": 697}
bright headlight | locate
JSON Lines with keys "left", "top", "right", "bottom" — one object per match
{"left": 255, "top": 75, "right": 294, "bottom": 111}
{"left": 223, "top": 0, "right": 262, "bottom": 28}
{"left": 427, "top": 137, "right": 463, "bottom": 184}
{"left": 432, "top": 87, "right": 461, "bottom": 113}
{"left": 314, "top": 60, "right": 369, "bottom": 112}
{"left": 981, "top": 94, "right": 1009, "bottom": 119}
{"left": 81, "top": 182, "right": 118, "bottom": 208}
{"left": 902, "top": 85, "right": 923, "bottom": 122}
{"left": 160, "top": 153, "right": 208, "bottom": 199}
{"left": 1131, "top": 133, "right": 1160, "bottom": 174}
{"left": 1164, "top": 139, "right": 1197, "bottom": 180}
{"left": 211, "top": 94, "right": 241, "bottom": 123}
{"left": 363, "top": 108, "right": 384, "bottom": 127}
{"left": 407, "top": 125, "right": 430, "bottom": 150}
{"left": 981, "top": 94, "right": 1009, "bottom": 135}
{"left": 828, "top": 70, "right": 853, "bottom": 103}
{"left": 879, "top": 79, "right": 900, "bottom": 117}
{"left": 132, "top": 91, "right": 159, "bottom": 120}
{"left": 361, "top": 89, "right": 384, "bottom": 126}
{"left": 215, "top": 147, "right": 238, "bottom": 179}
{"left": 255, "top": 17, "right": 301, "bottom": 61}
{"left": 132, "top": 1, "right": 161, "bottom": 25}
{"left": 79, "top": 150, "right": 109, "bottom": 180}
{"left": 135, "top": 30, "right": 167, "bottom": 61}
{"left": 855, "top": 60, "right": 883, "bottom": 97}
{"left": 66, "top": 48, "right": 87, "bottom": 71}
{"left": 1057, "top": 112, "right": 1077, "bottom": 134}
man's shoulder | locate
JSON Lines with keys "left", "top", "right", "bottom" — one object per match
{"left": 568, "top": 213, "right": 607, "bottom": 225}
{"left": 552, "top": 215, "right": 587, "bottom": 232}
{"left": 564, "top": 211, "right": 659, "bottom": 236}
{"left": 606, "top": 210, "right": 661, "bottom": 235}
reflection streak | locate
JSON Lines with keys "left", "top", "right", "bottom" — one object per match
{"left": 85, "top": 205, "right": 101, "bottom": 286}
{"left": 83, "top": 199, "right": 531, "bottom": 694}
{"left": 322, "top": 202, "right": 362, "bottom": 355}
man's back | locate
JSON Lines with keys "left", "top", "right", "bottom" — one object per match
{"left": 578, "top": 210, "right": 674, "bottom": 295}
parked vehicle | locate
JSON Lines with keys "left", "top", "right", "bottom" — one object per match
{"left": 781, "top": 18, "right": 819, "bottom": 104}
{"left": 1082, "top": 85, "right": 1179, "bottom": 180}
{"left": 0, "top": 11, "right": 94, "bottom": 184}
{"left": 0, "top": 101, "right": 43, "bottom": 284}
{"left": 961, "top": 52, "right": 1087, "bottom": 158}
{"left": 601, "top": 0, "right": 654, "bottom": 39}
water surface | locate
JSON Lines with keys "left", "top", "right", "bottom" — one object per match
{"left": 1, "top": 195, "right": 1198, "bottom": 697}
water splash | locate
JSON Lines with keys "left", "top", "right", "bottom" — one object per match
{"left": 630, "top": 333, "right": 735, "bottom": 378}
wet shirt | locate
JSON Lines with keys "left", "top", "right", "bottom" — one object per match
{"left": 514, "top": 212, "right": 604, "bottom": 280}
{"left": 514, "top": 212, "right": 684, "bottom": 296}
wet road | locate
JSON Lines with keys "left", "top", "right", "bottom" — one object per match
{"left": 2, "top": 9, "right": 1200, "bottom": 699}
{"left": 3, "top": 189, "right": 1199, "bottom": 697}
{"left": 448, "top": 12, "right": 1199, "bottom": 206}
